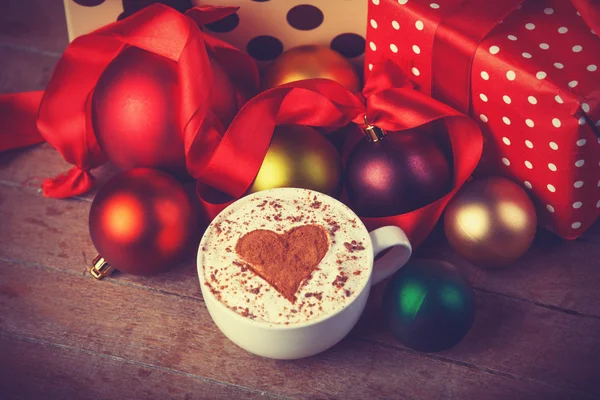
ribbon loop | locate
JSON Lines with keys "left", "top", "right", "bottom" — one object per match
{"left": 0, "top": 4, "right": 259, "bottom": 199}
{"left": 194, "top": 59, "right": 483, "bottom": 247}
{"left": 190, "top": 79, "right": 363, "bottom": 198}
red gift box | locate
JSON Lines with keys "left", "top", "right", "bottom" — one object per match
{"left": 365, "top": 0, "right": 600, "bottom": 239}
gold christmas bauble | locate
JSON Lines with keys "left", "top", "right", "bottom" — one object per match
{"left": 248, "top": 125, "right": 342, "bottom": 196}
{"left": 261, "top": 45, "right": 361, "bottom": 93}
{"left": 443, "top": 177, "right": 537, "bottom": 268}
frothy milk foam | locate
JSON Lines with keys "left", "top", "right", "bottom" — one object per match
{"left": 200, "top": 189, "right": 371, "bottom": 325}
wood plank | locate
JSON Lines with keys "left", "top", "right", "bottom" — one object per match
{"left": 2, "top": 179, "right": 599, "bottom": 320}
{"left": 0, "top": 181, "right": 203, "bottom": 299}
{"left": 0, "top": 333, "right": 282, "bottom": 400}
{"left": 0, "top": 47, "right": 60, "bottom": 94}
{"left": 0, "top": 0, "right": 68, "bottom": 55}
{"left": 357, "top": 282, "right": 600, "bottom": 398}
{"left": 580, "top": 219, "right": 600, "bottom": 244}
{"left": 0, "top": 261, "right": 580, "bottom": 400}
{"left": 1, "top": 154, "right": 599, "bottom": 397}
{"left": 416, "top": 225, "right": 600, "bottom": 318}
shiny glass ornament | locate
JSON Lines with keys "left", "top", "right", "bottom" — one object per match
{"left": 345, "top": 127, "right": 452, "bottom": 217}
{"left": 89, "top": 168, "right": 197, "bottom": 278}
{"left": 383, "top": 259, "right": 475, "bottom": 352}
{"left": 443, "top": 177, "right": 537, "bottom": 268}
{"left": 261, "top": 45, "right": 361, "bottom": 93}
{"left": 92, "top": 46, "right": 236, "bottom": 176}
{"left": 247, "top": 125, "right": 343, "bottom": 197}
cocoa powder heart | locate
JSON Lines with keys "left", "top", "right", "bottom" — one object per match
{"left": 235, "top": 225, "right": 330, "bottom": 303}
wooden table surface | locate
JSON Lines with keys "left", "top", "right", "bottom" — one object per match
{"left": 1, "top": 1, "right": 600, "bottom": 399}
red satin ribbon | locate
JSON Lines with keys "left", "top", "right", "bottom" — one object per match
{"left": 431, "top": 0, "right": 525, "bottom": 113}
{"left": 193, "top": 60, "right": 483, "bottom": 248}
{"left": 0, "top": 4, "right": 259, "bottom": 198}
{"left": 0, "top": 91, "right": 44, "bottom": 153}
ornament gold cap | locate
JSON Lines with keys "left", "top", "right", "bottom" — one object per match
{"left": 90, "top": 254, "right": 115, "bottom": 280}
{"left": 363, "top": 115, "right": 387, "bottom": 143}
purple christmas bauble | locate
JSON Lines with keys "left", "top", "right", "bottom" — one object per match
{"left": 344, "top": 130, "right": 452, "bottom": 217}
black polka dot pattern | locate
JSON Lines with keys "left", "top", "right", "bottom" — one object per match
{"left": 205, "top": 13, "right": 240, "bottom": 33}
{"left": 117, "top": 0, "right": 193, "bottom": 21}
{"left": 246, "top": 35, "right": 284, "bottom": 61}
{"left": 330, "top": 33, "right": 366, "bottom": 58}
{"left": 73, "top": 0, "right": 106, "bottom": 6}
{"left": 286, "top": 5, "right": 324, "bottom": 31}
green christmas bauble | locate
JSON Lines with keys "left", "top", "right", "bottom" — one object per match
{"left": 382, "top": 260, "right": 475, "bottom": 352}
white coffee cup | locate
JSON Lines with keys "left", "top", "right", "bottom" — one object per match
{"left": 197, "top": 188, "right": 412, "bottom": 360}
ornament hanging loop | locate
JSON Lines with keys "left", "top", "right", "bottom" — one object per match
{"left": 363, "top": 114, "right": 387, "bottom": 143}
{"left": 90, "top": 254, "right": 115, "bottom": 280}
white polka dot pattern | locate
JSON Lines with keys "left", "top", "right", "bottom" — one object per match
{"left": 365, "top": 0, "right": 600, "bottom": 238}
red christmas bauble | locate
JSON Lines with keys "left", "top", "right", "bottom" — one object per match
{"left": 89, "top": 168, "right": 197, "bottom": 276}
{"left": 344, "top": 130, "right": 452, "bottom": 217}
{"left": 92, "top": 46, "right": 237, "bottom": 176}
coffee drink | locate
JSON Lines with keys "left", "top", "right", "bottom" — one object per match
{"left": 200, "top": 189, "right": 372, "bottom": 325}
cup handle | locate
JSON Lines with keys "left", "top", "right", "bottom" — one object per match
{"left": 369, "top": 226, "right": 412, "bottom": 286}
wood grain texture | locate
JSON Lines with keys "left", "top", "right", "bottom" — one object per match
{"left": 580, "top": 220, "right": 600, "bottom": 244}
{"left": 358, "top": 283, "right": 600, "bottom": 398}
{"left": 0, "top": 0, "right": 68, "bottom": 54}
{"left": 416, "top": 225, "right": 600, "bottom": 318}
{"left": 0, "top": 260, "right": 586, "bottom": 400}
{"left": 0, "top": 334, "right": 280, "bottom": 400}
{"left": 1, "top": 0, "right": 599, "bottom": 396}
{"left": 0, "top": 180, "right": 204, "bottom": 299}
{"left": 0, "top": 47, "right": 60, "bottom": 94}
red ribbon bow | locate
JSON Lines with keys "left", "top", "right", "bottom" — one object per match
{"left": 192, "top": 60, "right": 483, "bottom": 247}
{"left": 0, "top": 4, "right": 259, "bottom": 198}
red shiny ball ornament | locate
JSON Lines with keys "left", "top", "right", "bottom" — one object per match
{"left": 345, "top": 130, "right": 452, "bottom": 217}
{"left": 89, "top": 168, "right": 197, "bottom": 276}
{"left": 92, "top": 46, "right": 237, "bottom": 176}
